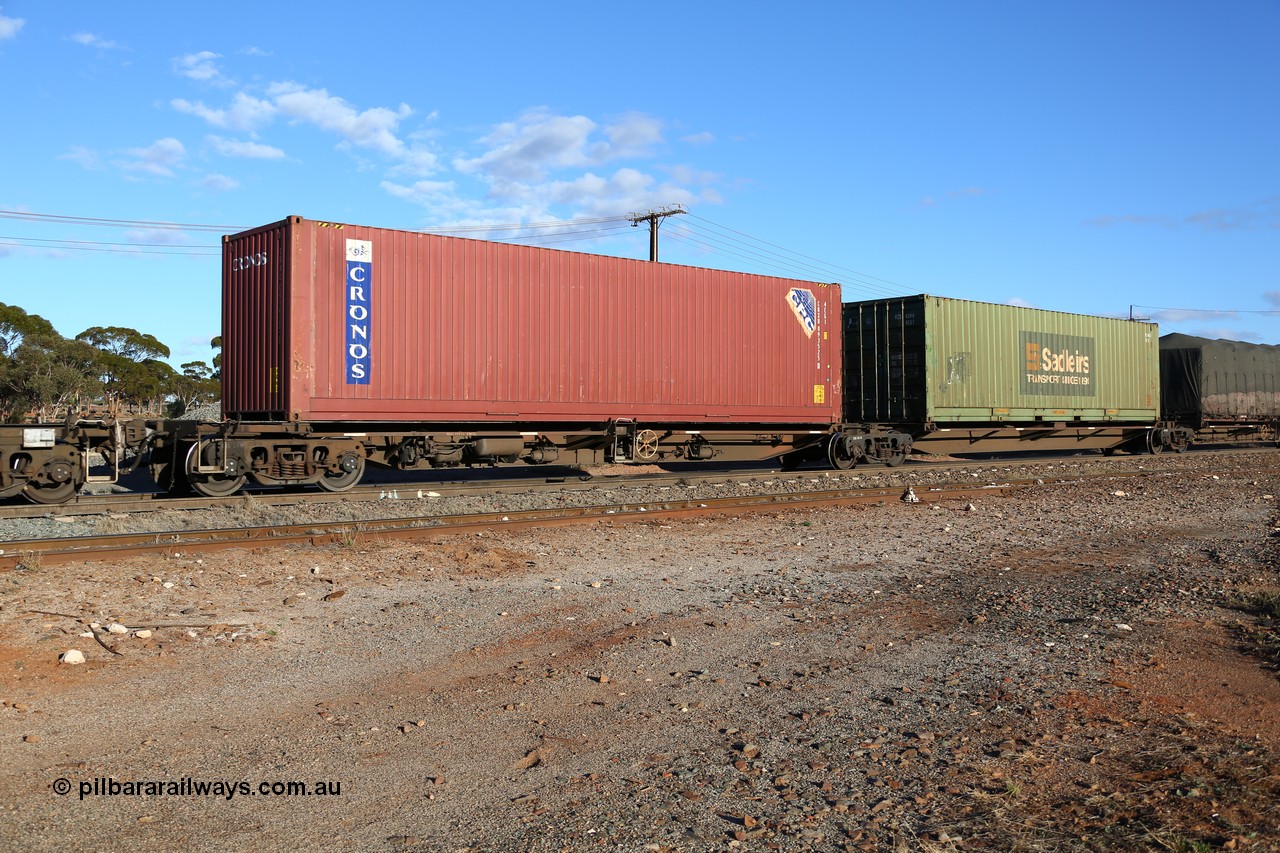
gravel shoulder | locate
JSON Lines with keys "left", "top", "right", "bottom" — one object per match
{"left": 1, "top": 451, "right": 1278, "bottom": 851}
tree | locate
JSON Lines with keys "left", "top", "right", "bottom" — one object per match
{"left": 169, "top": 360, "right": 220, "bottom": 416}
{"left": 0, "top": 335, "right": 104, "bottom": 422}
{"left": 0, "top": 303, "right": 58, "bottom": 359}
{"left": 76, "top": 326, "right": 170, "bottom": 362}
{"left": 76, "top": 326, "right": 173, "bottom": 413}
{"left": 210, "top": 335, "right": 222, "bottom": 380}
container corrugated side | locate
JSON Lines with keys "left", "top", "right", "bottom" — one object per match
{"left": 1161, "top": 333, "right": 1280, "bottom": 423}
{"left": 224, "top": 216, "right": 842, "bottom": 425}
{"left": 845, "top": 295, "right": 1159, "bottom": 424}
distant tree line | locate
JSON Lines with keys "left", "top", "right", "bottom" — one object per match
{"left": 0, "top": 302, "right": 220, "bottom": 423}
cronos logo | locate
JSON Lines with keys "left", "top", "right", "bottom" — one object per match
{"left": 1019, "top": 331, "right": 1095, "bottom": 397}
{"left": 345, "top": 239, "right": 372, "bottom": 385}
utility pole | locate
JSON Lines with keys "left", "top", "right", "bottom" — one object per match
{"left": 627, "top": 204, "right": 686, "bottom": 262}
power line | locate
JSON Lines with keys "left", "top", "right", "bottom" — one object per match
{"left": 1134, "top": 304, "right": 1280, "bottom": 315}
{"left": 0, "top": 210, "right": 241, "bottom": 232}
{"left": 0, "top": 238, "right": 219, "bottom": 257}
{"left": 684, "top": 213, "right": 913, "bottom": 296}
{"left": 0, "top": 207, "right": 908, "bottom": 293}
{"left": 1, "top": 234, "right": 218, "bottom": 251}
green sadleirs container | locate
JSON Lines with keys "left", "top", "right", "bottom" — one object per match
{"left": 843, "top": 295, "right": 1159, "bottom": 426}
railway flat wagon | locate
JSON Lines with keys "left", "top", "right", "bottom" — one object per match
{"left": 842, "top": 295, "right": 1175, "bottom": 456}
{"left": 166, "top": 216, "right": 843, "bottom": 496}
{"left": 1160, "top": 333, "right": 1280, "bottom": 443}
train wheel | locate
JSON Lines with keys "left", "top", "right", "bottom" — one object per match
{"left": 1171, "top": 433, "right": 1190, "bottom": 454}
{"left": 827, "top": 434, "right": 857, "bottom": 470}
{"left": 317, "top": 451, "right": 365, "bottom": 492}
{"left": 185, "top": 442, "right": 246, "bottom": 498}
{"left": 884, "top": 450, "right": 908, "bottom": 467}
{"left": 1145, "top": 431, "right": 1164, "bottom": 455}
{"left": 23, "top": 457, "right": 81, "bottom": 505}
{"left": 24, "top": 480, "right": 78, "bottom": 504}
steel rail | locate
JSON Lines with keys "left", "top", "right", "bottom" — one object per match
{"left": 2, "top": 445, "right": 1274, "bottom": 520}
{"left": 0, "top": 481, "right": 1024, "bottom": 570}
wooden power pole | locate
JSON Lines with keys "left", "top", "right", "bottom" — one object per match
{"left": 627, "top": 205, "right": 686, "bottom": 262}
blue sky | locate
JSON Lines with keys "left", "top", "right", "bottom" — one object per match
{"left": 1, "top": 1, "right": 1277, "bottom": 367}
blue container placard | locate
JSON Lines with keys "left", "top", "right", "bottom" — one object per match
{"left": 345, "top": 239, "right": 372, "bottom": 384}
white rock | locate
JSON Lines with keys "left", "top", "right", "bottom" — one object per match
{"left": 60, "top": 650, "right": 86, "bottom": 665}
{"left": 135, "top": 630, "right": 152, "bottom": 639}
{"left": 1112, "top": 491, "right": 1127, "bottom": 497}
{"left": 162, "top": 582, "right": 174, "bottom": 589}
{"left": 107, "top": 623, "right": 128, "bottom": 635}
{"left": 1114, "top": 623, "right": 1133, "bottom": 631}
{"left": 79, "top": 631, "right": 94, "bottom": 639}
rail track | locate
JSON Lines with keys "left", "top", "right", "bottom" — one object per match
{"left": 1, "top": 443, "right": 1272, "bottom": 521}
{"left": 1, "top": 447, "right": 1273, "bottom": 572}
{"left": 0, "top": 479, "right": 1025, "bottom": 570}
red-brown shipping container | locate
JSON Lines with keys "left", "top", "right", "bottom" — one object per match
{"left": 222, "top": 216, "right": 842, "bottom": 427}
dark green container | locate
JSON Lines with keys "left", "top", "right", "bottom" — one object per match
{"left": 844, "top": 295, "right": 1159, "bottom": 426}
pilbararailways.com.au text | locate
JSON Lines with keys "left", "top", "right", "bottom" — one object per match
{"left": 53, "top": 777, "right": 342, "bottom": 801}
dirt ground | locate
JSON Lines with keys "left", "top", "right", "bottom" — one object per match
{"left": 2, "top": 458, "right": 1279, "bottom": 851}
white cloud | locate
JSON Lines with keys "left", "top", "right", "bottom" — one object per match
{"left": 381, "top": 179, "right": 458, "bottom": 205}
{"left": 0, "top": 9, "right": 24, "bottom": 40}
{"left": 60, "top": 145, "right": 102, "bottom": 170}
{"left": 207, "top": 135, "right": 284, "bottom": 159}
{"left": 389, "top": 110, "right": 723, "bottom": 228}
{"left": 920, "top": 187, "right": 992, "bottom": 209}
{"left": 455, "top": 111, "right": 597, "bottom": 180}
{"left": 604, "top": 113, "right": 663, "bottom": 156}
{"left": 452, "top": 109, "right": 676, "bottom": 185}
{"left": 665, "top": 164, "right": 720, "bottom": 186}
{"left": 1006, "top": 297, "right": 1036, "bottom": 308}
{"left": 117, "top": 137, "right": 186, "bottom": 177}
{"left": 544, "top": 168, "right": 699, "bottom": 219}
{"left": 268, "top": 82, "right": 412, "bottom": 157}
{"left": 682, "top": 131, "right": 715, "bottom": 146}
{"left": 1088, "top": 196, "right": 1280, "bottom": 232}
{"left": 174, "top": 84, "right": 437, "bottom": 175}
{"left": 71, "top": 32, "right": 122, "bottom": 50}
{"left": 199, "top": 174, "right": 240, "bottom": 192}
{"left": 172, "top": 93, "right": 276, "bottom": 132}
{"left": 174, "top": 51, "right": 232, "bottom": 86}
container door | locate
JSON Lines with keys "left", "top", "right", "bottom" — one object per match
{"left": 845, "top": 297, "right": 926, "bottom": 423}
{"left": 222, "top": 225, "right": 288, "bottom": 419}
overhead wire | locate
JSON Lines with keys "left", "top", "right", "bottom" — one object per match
{"left": 1134, "top": 304, "right": 1280, "bottom": 315}
{"left": 0, "top": 208, "right": 908, "bottom": 295}
{"left": 0, "top": 210, "right": 241, "bottom": 232}
{"left": 681, "top": 213, "right": 912, "bottom": 296}
{"left": 0, "top": 235, "right": 219, "bottom": 256}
